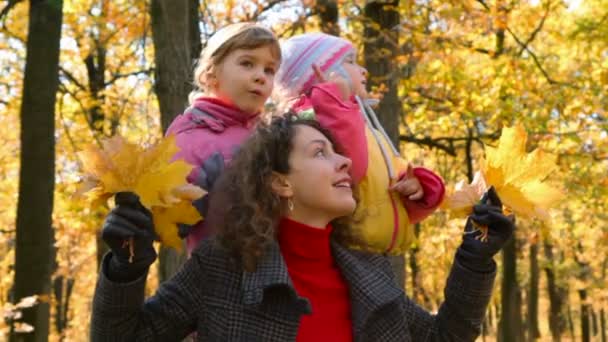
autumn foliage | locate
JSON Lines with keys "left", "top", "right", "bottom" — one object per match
{"left": 0, "top": 0, "right": 606, "bottom": 340}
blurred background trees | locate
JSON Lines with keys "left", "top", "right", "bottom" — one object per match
{"left": 0, "top": 0, "right": 606, "bottom": 340}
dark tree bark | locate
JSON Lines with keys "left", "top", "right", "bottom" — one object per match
{"left": 151, "top": 0, "right": 201, "bottom": 132}
{"left": 150, "top": 0, "right": 202, "bottom": 282}
{"left": 528, "top": 239, "right": 541, "bottom": 341}
{"left": 11, "top": 0, "right": 63, "bottom": 340}
{"left": 363, "top": 0, "right": 401, "bottom": 145}
{"left": 544, "top": 239, "right": 567, "bottom": 341}
{"left": 315, "top": 0, "right": 339, "bottom": 36}
{"left": 499, "top": 234, "right": 524, "bottom": 342}
{"left": 363, "top": 0, "right": 404, "bottom": 288}
{"left": 601, "top": 308, "right": 606, "bottom": 342}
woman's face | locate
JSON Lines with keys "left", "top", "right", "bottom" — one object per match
{"left": 280, "top": 125, "right": 356, "bottom": 226}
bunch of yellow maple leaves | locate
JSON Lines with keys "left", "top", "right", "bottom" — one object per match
{"left": 77, "top": 135, "right": 205, "bottom": 250}
{"left": 442, "top": 124, "right": 564, "bottom": 224}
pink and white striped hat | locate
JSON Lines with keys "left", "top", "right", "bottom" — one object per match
{"left": 276, "top": 33, "right": 355, "bottom": 98}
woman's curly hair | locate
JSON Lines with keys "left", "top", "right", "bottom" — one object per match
{"left": 207, "top": 114, "right": 363, "bottom": 271}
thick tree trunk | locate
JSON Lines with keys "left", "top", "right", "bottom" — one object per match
{"left": 315, "top": 0, "right": 339, "bottom": 36}
{"left": 151, "top": 0, "right": 202, "bottom": 282}
{"left": 363, "top": 0, "right": 401, "bottom": 144}
{"left": 528, "top": 239, "right": 541, "bottom": 341}
{"left": 363, "top": 0, "right": 403, "bottom": 287}
{"left": 151, "top": 0, "right": 201, "bottom": 132}
{"left": 11, "top": 0, "right": 63, "bottom": 340}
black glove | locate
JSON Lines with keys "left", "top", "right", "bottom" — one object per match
{"left": 455, "top": 186, "right": 515, "bottom": 273}
{"left": 178, "top": 152, "right": 225, "bottom": 238}
{"left": 102, "top": 192, "right": 158, "bottom": 282}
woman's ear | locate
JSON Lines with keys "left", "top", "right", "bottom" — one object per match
{"left": 270, "top": 172, "right": 293, "bottom": 198}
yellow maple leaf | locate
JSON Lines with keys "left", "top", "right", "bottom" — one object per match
{"left": 78, "top": 134, "right": 207, "bottom": 250}
{"left": 480, "top": 124, "right": 563, "bottom": 221}
{"left": 443, "top": 124, "right": 563, "bottom": 223}
{"left": 442, "top": 171, "right": 487, "bottom": 218}
{"left": 152, "top": 201, "right": 202, "bottom": 250}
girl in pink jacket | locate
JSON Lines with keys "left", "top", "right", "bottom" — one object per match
{"left": 276, "top": 33, "right": 445, "bottom": 254}
{"left": 166, "top": 23, "right": 281, "bottom": 252}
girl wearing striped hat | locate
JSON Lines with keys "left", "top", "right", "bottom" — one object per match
{"left": 276, "top": 33, "right": 445, "bottom": 255}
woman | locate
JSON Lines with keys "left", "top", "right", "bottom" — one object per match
{"left": 91, "top": 115, "right": 514, "bottom": 341}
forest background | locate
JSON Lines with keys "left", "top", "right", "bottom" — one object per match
{"left": 0, "top": 0, "right": 606, "bottom": 341}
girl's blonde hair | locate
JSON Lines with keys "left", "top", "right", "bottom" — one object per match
{"left": 189, "top": 23, "right": 281, "bottom": 103}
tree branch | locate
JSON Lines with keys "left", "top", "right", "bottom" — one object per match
{"left": 0, "top": 0, "right": 23, "bottom": 22}
{"left": 59, "top": 66, "right": 87, "bottom": 91}
{"left": 476, "top": 0, "right": 578, "bottom": 88}
{"left": 249, "top": 0, "right": 285, "bottom": 21}
{"left": 104, "top": 68, "right": 154, "bottom": 87}
{"left": 518, "top": 0, "right": 551, "bottom": 56}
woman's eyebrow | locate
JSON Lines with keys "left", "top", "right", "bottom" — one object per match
{"left": 305, "top": 139, "right": 328, "bottom": 149}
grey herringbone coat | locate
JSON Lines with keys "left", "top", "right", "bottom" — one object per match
{"left": 91, "top": 238, "right": 495, "bottom": 341}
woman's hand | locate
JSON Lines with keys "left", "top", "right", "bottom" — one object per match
{"left": 102, "top": 192, "right": 158, "bottom": 282}
{"left": 456, "top": 187, "right": 515, "bottom": 272}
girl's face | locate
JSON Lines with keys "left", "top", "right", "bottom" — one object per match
{"left": 341, "top": 52, "right": 370, "bottom": 99}
{"left": 276, "top": 125, "right": 356, "bottom": 227}
{"left": 211, "top": 45, "right": 279, "bottom": 114}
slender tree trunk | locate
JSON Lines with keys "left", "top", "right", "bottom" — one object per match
{"left": 499, "top": 234, "right": 524, "bottom": 342}
{"left": 567, "top": 304, "right": 575, "bottom": 340}
{"left": 528, "top": 239, "right": 541, "bottom": 341}
{"left": 544, "top": 239, "right": 566, "bottom": 341}
{"left": 11, "top": 0, "right": 63, "bottom": 340}
{"left": 601, "top": 308, "right": 606, "bottom": 342}
{"left": 151, "top": 0, "right": 202, "bottom": 282}
{"left": 593, "top": 308, "right": 599, "bottom": 338}
{"left": 579, "top": 289, "right": 591, "bottom": 342}
{"left": 409, "top": 223, "right": 432, "bottom": 307}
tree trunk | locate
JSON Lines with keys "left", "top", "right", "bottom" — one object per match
{"left": 544, "top": 239, "right": 567, "bottom": 341}
{"left": 579, "top": 289, "right": 591, "bottom": 342}
{"left": 499, "top": 235, "right": 524, "bottom": 342}
{"left": 363, "top": 0, "right": 401, "bottom": 144}
{"left": 11, "top": 0, "right": 63, "bottom": 340}
{"left": 528, "top": 239, "right": 541, "bottom": 341}
{"left": 567, "top": 304, "right": 575, "bottom": 340}
{"left": 601, "top": 308, "right": 606, "bottom": 342}
{"left": 316, "top": 0, "right": 339, "bottom": 36}
{"left": 409, "top": 223, "right": 432, "bottom": 307}
{"left": 151, "top": 0, "right": 201, "bottom": 132}
{"left": 363, "top": 0, "right": 403, "bottom": 287}
{"left": 151, "top": 0, "right": 202, "bottom": 282}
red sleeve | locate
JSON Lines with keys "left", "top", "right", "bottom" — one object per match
{"left": 400, "top": 167, "right": 445, "bottom": 224}
{"left": 306, "top": 83, "right": 368, "bottom": 183}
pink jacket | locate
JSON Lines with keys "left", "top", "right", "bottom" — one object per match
{"left": 293, "top": 83, "right": 445, "bottom": 254}
{"left": 166, "top": 97, "right": 260, "bottom": 252}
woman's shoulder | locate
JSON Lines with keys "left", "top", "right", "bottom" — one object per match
{"left": 190, "top": 238, "right": 242, "bottom": 275}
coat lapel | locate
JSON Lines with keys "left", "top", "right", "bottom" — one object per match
{"left": 332, "top": 242, "right": 404, "bottom": 335}
{"left": 241, "top": 242, "right": 311, "bottom": 313}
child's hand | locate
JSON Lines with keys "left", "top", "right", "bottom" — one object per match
{"left": 312, "top": 64, "right": 352, "bottom": 100}
{"left": 390, "top": 164, "right": 424, "bottom": 200}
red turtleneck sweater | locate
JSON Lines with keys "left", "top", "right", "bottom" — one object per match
{"left": 278, "top": 218, "right": 353, "bottom": 342}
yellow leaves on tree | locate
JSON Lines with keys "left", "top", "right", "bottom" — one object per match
{"left": 443, "top": 124, "right": 564, "bottom": 222}
{"left": 78, "top": 135, "right": 206, "bottom": 250}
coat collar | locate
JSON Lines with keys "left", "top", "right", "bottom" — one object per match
{"left": 241, "top": 239, "right": 404, "bottom": 330}
{"left": 331, "top": 241, "right": 404, "bottom": 334}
